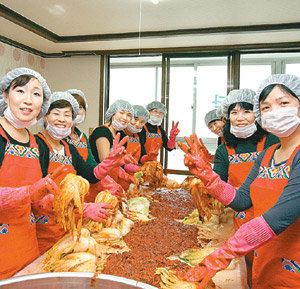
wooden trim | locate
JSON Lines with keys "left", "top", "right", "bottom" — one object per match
{"left": 99, "top": 55, "right": 105, "bottom": 125}
{"left": 2, "top": 36, "right": 300, "bottom": 58}
{"left": 232, "top": 51, "right": 240, "bottom": 90}
{"left": 165, "top": 169, "right": 192, "bottom": 175}
{"left": 2, "top": 4, "right": 300, "bottom": 42}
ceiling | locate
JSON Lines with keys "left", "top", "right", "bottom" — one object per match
{"left": 1, "top": 0, "right": 300, "bottom": 57}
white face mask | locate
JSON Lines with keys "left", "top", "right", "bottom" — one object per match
{"left": 73, "top": 113, "right": 85, "bottom": 126}
{"left": 46, "top": 123, "right": 71, "bottom": 140}
{"left": 3, "top": 105, "right": 37, "bottom": 129}
{"left": 112, "top": 119, "right": 127, "bottom": 131}
{"left": 230, "top": 123, "right": 257, "bottom": 139}
{"left": 148, "top": 115, "right": 163, "bottom": 126}
{"left": 127, "top": 123, "right": 142, "bottom": 134}
{"left": 261, "top": 106, "right": 300, "bottom": 138}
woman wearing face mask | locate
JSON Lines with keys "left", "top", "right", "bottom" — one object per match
{"left": 0, "top": 68, "right": 65, "bottom": 279}
{"left": 34, "top": 92, "right": 130, "bottom": 254}
{"left": 89, "top": 99, "right": 136, "bottom": 190}
{"left": 213, "top": 89, "right": 279, "bottom": 286}
{"left": 119, "top": 105, "right": 160, "bottom": 173}
{"left": 140, "top": 101, "right": 180, "bottom": 159}
{"left": 204, "top": 108, "right": 225, "bottom": 146}
{"left": 215, "top": 89, "right": 279, "bottom": 230}
{"left": 65, "top": 89, "right": 96, "bottom": 165}
{"left": 180, "top": 74, "right": 300, "bottom": 289}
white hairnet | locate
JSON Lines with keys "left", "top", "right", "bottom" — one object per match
{"left": 49, "top": 91, "right": 80, "bottom": 117}
{"left": 66, "top": 89, "right": 88, "bottom": 109}
{"left": 221, "top": 88, "right": 256, "bottom": 118}
{"left": 146, "top": 101, "right": 166, "bottom": 115}
{"left": 254, "top": 74, "right": 300, "bottom": 124}
{"left": 105, "top": 99, "right": 134, "bottom": 122}
{"left": 204, "top": 109, "right": 220, "bottom": 127}
{"left": 132, "top": 105, "right": 150, "bottom": 122}
{"left": 0, "top": 67, "right": 51, "bottom": 119}
{"left": 216, "top": 105, "right": 224, "bottom": 119}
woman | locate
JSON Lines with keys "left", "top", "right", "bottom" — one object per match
{"left": 139, "top": 101, "right": 180, "bottom": 159}
{"left": 0, "top": 67, "right": 63, "bottom": 279}
{"left": 34, "top": 92, "right": 130, "bottom": 254}
{"left": 65, "top": 89, "right": 97, "bottom": 166}
{"left": 204, "top": 108, "right": 225, "bottom": 146}
{"left": 214, "top": 88, "right": 279, "bottom": 231}
{"left": 181, "top": 74, "right": 300, "bottom": 289}
{"left": 89, "top": 99, "right": 135, "bottom": 189}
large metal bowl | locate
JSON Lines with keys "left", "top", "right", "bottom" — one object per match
{"left": 0, "top": 272, "right": 159, "bottom": 289}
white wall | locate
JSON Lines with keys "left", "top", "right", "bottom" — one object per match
{"left": 44, "top": 55, "right": 102, "bottom": 136}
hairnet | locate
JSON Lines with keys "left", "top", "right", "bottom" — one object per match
{"left": 216, "top": 105, "right": 224, "bottom": 119}
{"left": 66, "top": 89, "right": 88, "bottom": 108}
{"left": 132, "top": 105, "right": 150, "bottom": 122}
{"left": 105, "top": 99, "right": 134, "bottom": 122}
{"left": 254, "top": 74, "right": 300, "bottom": 124}
{"left": 49, "top": 91, "right": 80, "bottom": 117}
{"left": 221, "top": 88, "right": 256, "bottom": 118}
{"left": 146, "top": 101, "right": 166, "bottom": 115}
{"left": 204, "top": 109, "right": 221, "bottom": 127}
{"left": 0, "top": 67, "right": 51, "bottom": 119}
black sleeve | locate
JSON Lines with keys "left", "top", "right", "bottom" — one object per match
{"left": 263, "top": 151, "right": 300, "bottom": 235}
{"left": 213, "top": 144, "right": 229, "bottom": 182}
{"left": 0, "top": 135, "right": 7, "bottom": 168}
{"left": 89, "top": 126, "right": 113, "bottom": 163}
{"left": 119, "top": 130, "right": 128, "bottom": 149}
{"left": 264, "top": 133, "right": 280, "bottom": 149}
{"left": 34, "top": 135, "right": 50, "bottom": 177}
{"left": 68, "top": 144, "right": 99, "bottom": 184}
{"left": 139, "top": 127, "right": 146, "bottom": 145}
{"left": 229, "top": 151, "right": 266, "bottom": 212}
{"left": 160, "top": 126, "right": 173, "bottom": 152}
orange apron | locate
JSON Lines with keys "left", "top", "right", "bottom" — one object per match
{"left": 32, "top": 133, "right": 76, "bottom": 254}
{"left": 227, "top": 136, "right": 266, "bottom": 231}
{"left": 125, "top": 132, "right": 141, "bottom": 163}
{"left": 0, "top": 126, "right": 42, "bottom": 279}
{"left": 66, "top": 132, "right": 89, "bottom": 161}
{"left": 144, "top": 125, "right": 163, "bottom": 161}
{"left": 249, "top": 144, "right": 300, "bottom": 289}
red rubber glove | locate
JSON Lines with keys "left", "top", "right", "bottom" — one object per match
{"left": 94, "top": 133, "right": 129, "bottom": 179}
{"left": 29, "top": 165, "right": 68, "bottom": 202}
{"left": 83, "top": 202, "right": 112, "bottom": 222}
{"left": 124, "top": 163, "right": 141, "bottom": 173}
{"left": 167, "top": 121, "right": 180, "bottom": 149}
{"left": 141, "top": 143, "right": 161, "bottom": 164}
{"left": 100, "top": 176, "right": 126, "bottom": 200}
{"left": 118, "top": 167, "right": 135, "bottom": 184}
{"left": 183, "top": 216, "right": 275, "bottom": 288}
{"left": 0, "top": 165, "right": 67, "bottom": 210}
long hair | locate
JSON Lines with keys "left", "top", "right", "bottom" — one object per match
{"left": 223, "top": 102, "right": 267, "bottom": 148}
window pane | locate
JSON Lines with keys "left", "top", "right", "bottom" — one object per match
{"left": 240, "top": 65, "right": 272, "bottom": 90}
{"left": 286, "top": 63, "right": 300, "bottom": 78}
{"left": 110, "top": 67, "right": 161, "bottom": 105}
{"left": 196, "top": 65, "right": 227, "bottom": 139}
{"left": 169, "top": 66, "right": 194, "bottom": 137}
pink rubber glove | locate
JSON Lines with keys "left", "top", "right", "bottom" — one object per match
{"left": 167, "top": 121, "right": 180, "bottom": 149}
{"left": 178, "top": 134, "right": 235, "bottom": 205}
{"left": 183, "top": 216, "right": 275, "bottom": 288}
{"left": 100, "top": 176, "right": 126, "bottom": 200}
{"left": 83, "top": 202, "right": 112, "bottom": 222}
{"left": 140, "top": 143, "right": 161, "bottom": 164}
{"left": 184, "top": 153, "right": 236, "bottom": 205}
{"left": 94, "top": 133, "right": 129, "bottom": 179}
{"left": 31, "top": 194, "right": 55, "bottom": 213}
{"left": 124, "top": 163, "right": 141, "bottom": 173}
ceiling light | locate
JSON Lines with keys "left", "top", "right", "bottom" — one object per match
{"left": 152, "top": 0, "right": 159, "bottom": 4}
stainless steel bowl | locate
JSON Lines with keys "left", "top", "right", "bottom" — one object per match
{"left": 0, "top": 272, "right": 159, "bottom": 289}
